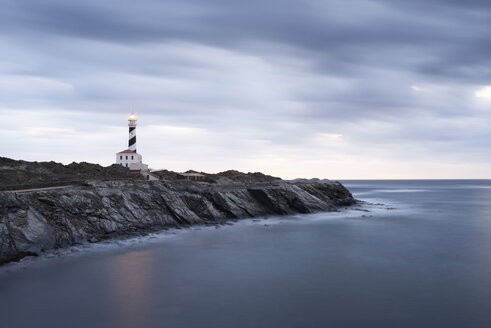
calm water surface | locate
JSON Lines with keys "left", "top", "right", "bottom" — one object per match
{"left": 1, "top": 180, "right": 491, "bottom": 328}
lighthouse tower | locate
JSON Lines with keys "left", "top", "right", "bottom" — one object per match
{"left": 116, "top": 113, "right": 144, "bottom": 170}
{"left": 128, "top": 113, "right": 137, "bottom": 152}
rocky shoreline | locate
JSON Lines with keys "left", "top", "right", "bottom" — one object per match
{"left": 0, "top": 179, "right": 355, "bottom": 265}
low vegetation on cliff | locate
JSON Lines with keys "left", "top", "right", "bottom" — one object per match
{"left": 0, "top": 157, "right": 281, "bottom": 191}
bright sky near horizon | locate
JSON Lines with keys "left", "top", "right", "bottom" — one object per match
{"left": 1, "top": 0, "right": 491, "bottom": 179}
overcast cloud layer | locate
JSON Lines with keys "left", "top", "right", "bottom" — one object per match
{"left": 1, "top": 0, "right": 491, "bottom": 178}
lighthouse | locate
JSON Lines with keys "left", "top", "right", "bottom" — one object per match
{"left": 116, "top": 113, "right": 144, "bottom": 170}
{"left": 115, "top": 113, "right": 158, "bottom": 181}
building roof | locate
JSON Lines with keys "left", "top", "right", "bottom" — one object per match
{"left": 117, "top": 149, "right": 137, "bottom": 154}
{"left": 178, "top": 172, "right": 205, "bottom": 177}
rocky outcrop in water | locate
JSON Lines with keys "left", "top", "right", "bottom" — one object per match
{"left": 0, "top": 179, "right": 354, "bottom": 264}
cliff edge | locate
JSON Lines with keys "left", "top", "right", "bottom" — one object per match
{"left": 0, "top": 158, "right": 355, "bottom": 264}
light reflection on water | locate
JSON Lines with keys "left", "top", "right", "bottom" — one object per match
{"left": 1, "top": 180, "right": 491, "bottom": 328}
{"left": 110, "top": 250, "right": 154, "bottom": 328}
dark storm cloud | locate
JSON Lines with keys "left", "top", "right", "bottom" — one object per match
{"left": 0, "top": 0, "right": 487, "bottom": 95}
{"left": 3, "top": 0, "right": 490, "bottom": 68}
{"left": 1, "top": 0, "right": 488, "bottom": 80}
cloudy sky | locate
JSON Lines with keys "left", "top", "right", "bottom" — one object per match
{"left": 1, "top": 0, "right": 490, "bottom": 179}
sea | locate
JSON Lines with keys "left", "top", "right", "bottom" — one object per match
{"left": 1, "top": 180, "right": 491, "bottom": 328}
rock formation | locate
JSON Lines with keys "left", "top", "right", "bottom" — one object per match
{"left": 0, "top": 180, "right": 354, "bottom": 264}
{"left": 0, "top": 157, "right": 355, "bottom": 264}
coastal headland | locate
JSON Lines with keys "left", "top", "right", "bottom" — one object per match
{"left": 0, "top": 157, "right": 355, "bottom": 264}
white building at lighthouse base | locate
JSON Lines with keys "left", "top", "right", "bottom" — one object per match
{"left": 116, "top": 149, "right": 146, "bottom": 170}
{"left": 116, "top": 149, "right": 157, "bottom": 180}
{"left": 115, "top": 113, "right": 158, "bottom": 181}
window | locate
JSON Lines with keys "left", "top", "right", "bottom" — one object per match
{"left": 125, "top": 163, "right": 128, "bottom": 167}
{"left": 120, "top": 155, "right": 122, "bottom": 160}
{"left": 131, "top": 155, "right": 134, "bottom": 160}
{"left": 126, "top": 156, "right": 128, "bottom": 160}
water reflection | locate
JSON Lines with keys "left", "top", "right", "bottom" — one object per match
{"left": 110, "top": 250, "right": 154, "bottom": 328}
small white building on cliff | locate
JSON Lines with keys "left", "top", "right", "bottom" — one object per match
{"left": 116, "top": 149, "right": 144, "bottom": 169}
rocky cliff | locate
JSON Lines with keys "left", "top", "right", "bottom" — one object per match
{"left": 0, "top": 179, "right": 355, "bottom": 264}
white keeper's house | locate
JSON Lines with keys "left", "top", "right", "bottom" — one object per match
{"left": 116, "top": 113, "right": 158, "bottom": 180}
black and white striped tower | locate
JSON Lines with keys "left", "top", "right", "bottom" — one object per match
{"left": 128, "top": 113, "right": 137, "bottom": 152}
